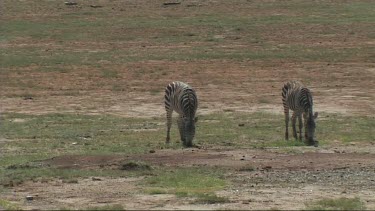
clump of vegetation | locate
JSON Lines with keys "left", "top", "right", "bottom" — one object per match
{"left": 0, "top": 199, "right": 20, "bottom": 210}
{"left": 145, "top": 188, "right": 168, "bottom": 195}
{"left": 305, "top": 197, "right": 366, "bottom": 210}
{"left": 238, "top": 165, "right": 256, "bottom": 172}
{"left": 145, "top": 167, "right": 227, "bottom": 202}
{"left": 192, "top": 193, "right": 230, "bottom": 204}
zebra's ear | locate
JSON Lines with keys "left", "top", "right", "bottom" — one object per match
{"left": 313, "top": 112, "right": 318, "bottom": 119}
{"left": 194, "top": 117, "right": 198, "bottom": 123}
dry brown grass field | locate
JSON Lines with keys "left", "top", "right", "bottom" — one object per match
{"left": 0, "top": 0, "right": 374, "bottom": 210}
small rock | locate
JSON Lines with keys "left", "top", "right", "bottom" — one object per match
{"left": 163, "top": 2, "right": 181, "bottom": 6}
{"left": 90, "top": 5, "right": 103, "bottom": 8}
{"left": 26, "top": 195, "right": 34, "bottom": 201}
{"left": 263, "top": 166, "right": 272, "bottom": 170}
{"left": 240, "top": 158, "right": 245, "bottom": 161}
{"left": 149, "top": 149, "right": 156, "bottom": 153}
{"left": 72, "top": 142, "right": 78, "bottom": 145}
{"left": 64, "top": 2, "right": 77, "bottom": 5}
{"left": 92, "top": 177, "right": 102, "bottom": 181}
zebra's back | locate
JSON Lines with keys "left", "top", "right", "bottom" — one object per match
{"left": 164, "top": 81, "right": 198, "bottom": 116}
{"left": 282, "top": 81, "right": 312, "bottom": 113}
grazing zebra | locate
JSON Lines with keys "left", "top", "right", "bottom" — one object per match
{"left": 164, "top": 81, "right": 198, "bottom": 147}
{"left": 282, "top": 81, "right": 319, "bottom": 146}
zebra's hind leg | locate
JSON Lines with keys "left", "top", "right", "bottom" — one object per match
{"left": 284, "top": 108, "right": 289, "bottom": 140}
{"left": 166, "top": 110, "right": 173, "bottom": 144}
{"left": 303, "top": 112, "right": 308, "bottom": 141}
{"left": 177, "top": 116, "right": 186, "bottom": 145}
{"left": 291, "top": 112, "right": 298, "bottom": 140}
{"left": 298, "top": 114, "right": 303, "bottom": 141}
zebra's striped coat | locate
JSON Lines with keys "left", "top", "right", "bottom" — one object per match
{"left": 164, "top": 81, "right": 198, "bottom": 147}
{"left": 282, "top": 81, "right": 318, "bottom": 146}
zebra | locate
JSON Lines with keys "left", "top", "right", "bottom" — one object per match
{"left": 282, "top": 81, "right": 319, "bottom": 146}
{"left": 164, "top": 81, "right": 198, "bottom": 147}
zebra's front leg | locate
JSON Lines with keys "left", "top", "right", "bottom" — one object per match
{"left": 284, "top": 109, "right": 289, "bottom": 140}
{"left": 177, "top": 116, "right": 186, "bottom": 145}
{"left": 166, "top": 110, "right": 173, "bottom": 144}
{"left": 298, "top": 114, "right": 303, "bottom": 141}
{"left": 291, "top": 112, "right": 298, "bottom": 140}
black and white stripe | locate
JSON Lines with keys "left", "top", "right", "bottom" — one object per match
{"left": 282, "top": 81, "right": 318, "bottom": 146}
{"left": 164, "top": 81, "right": 198, "bottom": 147}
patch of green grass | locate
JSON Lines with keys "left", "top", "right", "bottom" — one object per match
{"left": 197, "top": 112, "right": 374, "bottom": 148}
{"left": 145, "top": 188, "right": 168, "bottom": 195}
{"left": 305, "top": 197, "right": 366, "bottom": 210}
{"left": 0, "top": 157, "right": 155, "bottom": 186}
{"left": 101, "top": 69, "right": 119, "bottom": 78}
{"left": 0, "top": 112, "right": 373, "bottom": 186}
{"left": 1, "top": 48, "right": 113, "bottom": 68}
{"left": 145, "top": 167, "right": 227, "bottom": 197}
{"left": 1, "top": 112, "right": 373, "bottom": 164}
{"left": 0, "top": 113, "right": 171, "bottom": 185}
{"left": 238, "top": 165, "right": 256, "bottom": 172}
{"left": 318, "top": 114, "right": 375, "bottom": 144}
{"left": 0, "top": 113, "right": 170, "bottom": 158}
{"left": 0, "top": 199, "right": 20, "bottom": 210}
{"left": 197, "top": 112, "right": 284, "bottom": 148}
{"left": 0, "top": 167, "right": 130, "bottom": 187}
{"left": 1, "top": 1, "right": 374, "bottom": 76}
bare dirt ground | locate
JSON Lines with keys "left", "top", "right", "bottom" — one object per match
{"left": 2, "top": 61, "right": 374, "bottom": 117}
{"left": 3, "top": 147, "right": 375, "bottom": 210}
{"left": 1, "top": 0, "right": 375, "bottom": 210}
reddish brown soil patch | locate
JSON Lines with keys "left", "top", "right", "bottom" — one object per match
{"left": 45, "top": 148, "right": 375, "bottom": 171}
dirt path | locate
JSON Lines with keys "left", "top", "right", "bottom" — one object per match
{"left": 44, "top": 147, "right": 375, "bottom": 171}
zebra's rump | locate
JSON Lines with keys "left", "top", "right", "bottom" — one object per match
{"left": 164, "top": 81, "right": 198, "bottom": 116}
{"left": 282, "top": 81, "right": 303, "bottom": 99}
{"left": 282, "top": 80, "right": 313, "bottom": 112}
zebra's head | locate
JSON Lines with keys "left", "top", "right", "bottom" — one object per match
{"left": 183, "top": 116, "right": 198, "bottom": 147}
{"left": 306, "top": 112, "right": 319, "bottom": 146}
